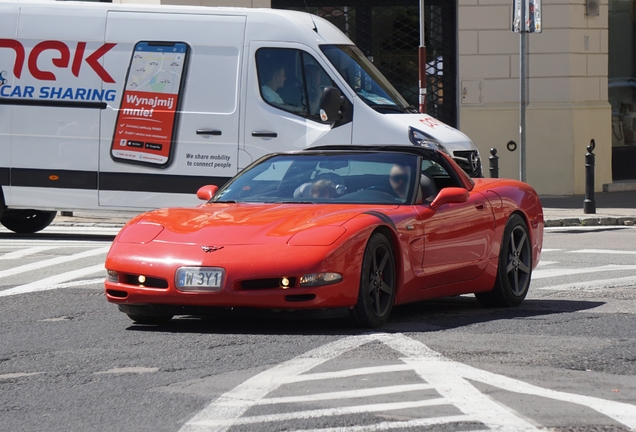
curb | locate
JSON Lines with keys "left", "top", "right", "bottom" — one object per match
{"left": 545, "top": 217, "right": 636, "bottom": 227}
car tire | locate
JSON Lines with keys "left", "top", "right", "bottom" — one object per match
{"left": 350, "top": 232, "right": 396, "bottom": 328}
{"left": 126, "top": 313, "right": 174, "bottom": 325}
{"left": 1, "top": 209, "right": 57, "bottom": 234}
{"left": 475, "top": 214, "right": 532, "bottom": 307}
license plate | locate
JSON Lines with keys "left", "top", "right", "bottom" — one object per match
{"left": 176, "top": 267, "right": 225, "bottom": 292}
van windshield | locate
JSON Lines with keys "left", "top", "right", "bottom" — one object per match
{"left": 321, "top": 45, "right": 417, "bottom": 114}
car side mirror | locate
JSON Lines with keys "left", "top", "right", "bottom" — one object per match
{"left": 196, "top": 185, "right": 219, "bottom": 201}
{"left": 319, "top": 87, "right": 343, "bottom": 124}
{"left": 430, "top": 187, "right": 469, "bottom": 211}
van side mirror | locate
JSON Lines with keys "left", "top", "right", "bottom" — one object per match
{"left": 196, "top": 185, "right": 219, "bottom": 201}
{"left": 319, "top": 87, "right": 343, "bottom": 124}
{"left": 430, "top": 187, "right": 469, "bottom": 211}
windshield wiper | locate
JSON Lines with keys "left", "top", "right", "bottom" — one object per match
{"left": 213, "top": 200, "right": 239, "bottom": 203}
{"left": 279, "top": 201, "right": 316, "bottom": 204}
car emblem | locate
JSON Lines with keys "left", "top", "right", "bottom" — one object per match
{"left": 201, "top": 245, "right": 224, "bottom": 253}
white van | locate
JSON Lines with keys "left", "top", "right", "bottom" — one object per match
{"left": 0, "top": 0, "right": 481, "bottom": 233}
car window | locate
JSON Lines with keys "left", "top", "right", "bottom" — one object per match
{"left": 256, "top": 48, "right": 336, "bottom": 120}
{"left": 213, "top": 152, "right": 419, "bottom": 204}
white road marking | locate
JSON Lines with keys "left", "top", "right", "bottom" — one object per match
{"left": 256, "top": 383, "right": 433, "bottom": 405}
{"left": 541, "top": 249, "right": 563, "bottom": 252}
{"left": 536, "top": 261, "right": 558, "bottom": 266}
{"left": 0, "top": 246, "right": 58, "bottom": 260}
{"left": 532, "top": 264, "right": 636, "bottom": 279}
{"left": 568, "top": 249, "right": 636, "bottom": 255}
{"left": 0, "top": 247, "right": 109, "bottom": 280}
{"left": 282, "top": 364, "right": 413, "bottom": 383}
{"left": 181, "top": 333, "right": 636, "bottom": 432}
{"left": 287, "top": 416, "right": 484, "bottom": 432}
{"left": 94, "top": 367, "right": 159, "bottom": 375}
{"left": 0, "top": 268, "right": 104, "bottom": 297}
{"left": 538, "top": 276, "right": 636, "bottom": 291}
{"left": 0, "top": 372, "right": 43, "bottom": 380}
{"left": 191, "top": 399, "right": 449, "bottom": 428}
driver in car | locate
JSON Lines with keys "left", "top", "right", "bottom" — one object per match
{"left": 389, "top": 164, "right": 411, "bottom": 200}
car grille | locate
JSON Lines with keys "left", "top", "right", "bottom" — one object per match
{"left": 453, "top": 150, "right": 483, "bottom": 178}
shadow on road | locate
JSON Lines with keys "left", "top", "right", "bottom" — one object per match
{"left": 125, "top": 296, "right": 606, "bottom": 336}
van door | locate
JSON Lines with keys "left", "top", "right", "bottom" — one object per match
{"left": 99, "top": 12, "right": 245, "bottom": 209}
{"left": 242, "top": 42, "right": 352, "bottom": 165}
{"left": 8, "top": 6, "right": 107, "bottom": 210}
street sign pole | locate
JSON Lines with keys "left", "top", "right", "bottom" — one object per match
{"left": 520, "top": 0, "right": 527, "bottom": 182}
{"left": 419, "top": 0, "right": 427, "bottom": 113}
{"left": 513, "top": 0, "right": 541, "bottom": 183}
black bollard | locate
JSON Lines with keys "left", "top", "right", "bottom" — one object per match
{"left": 489, "top": 148, "right": 499, "bottom": 178}
{"left": 584, "top": 139, "right": 596, "bottom": 214}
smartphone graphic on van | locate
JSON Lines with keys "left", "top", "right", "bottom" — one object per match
{"left": 111, "top": 41, "right": 189, "bottom": 168}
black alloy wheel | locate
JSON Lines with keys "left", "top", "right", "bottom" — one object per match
{"left": 350, "top": 232, "right": 396, "bottom": 328}
{"left": 475, "top": 214, "right": 532, "bottom": 307}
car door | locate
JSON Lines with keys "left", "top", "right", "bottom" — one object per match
{"left": 418, "top": 161, "right": 496, "bottom": 289}
{"left": 242, "top": 43, "right": 352, "bottom": 167}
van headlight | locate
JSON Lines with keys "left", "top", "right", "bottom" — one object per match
{"left": 409, "top": 126, "right": 450, "bottom": 156}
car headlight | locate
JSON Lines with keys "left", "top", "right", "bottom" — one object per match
{"left": 299, "top": 273, "right": 342, "bottom": 287}
{"left": 408, "top": 126, "right": 450, "bottom": 156}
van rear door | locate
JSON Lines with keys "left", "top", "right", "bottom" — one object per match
{"left": 99, "top": 12, "right": 246, "bottom": 209}
{"left": 6, "top": 6, "right": 107, "bottom": 210}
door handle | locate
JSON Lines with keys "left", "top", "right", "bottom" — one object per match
{"left": 196, "top": 129, "right": 222, "bottom": 136}
{"left": 474, "top": 201, "right": 487, "bottom": 211}
{"left": 252, "top": 131, "right": 278, "bottom": 138}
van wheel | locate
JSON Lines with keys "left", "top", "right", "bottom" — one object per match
{"left": 1, "top": 209, "right": 57, "bottom": 234}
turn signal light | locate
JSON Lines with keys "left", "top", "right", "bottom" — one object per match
{"left": 107, "top": 270, "right": 119, "bottom": 283}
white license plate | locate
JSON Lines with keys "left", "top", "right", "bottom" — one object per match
{"left": 176, "top": 267, "right": 225, "bottom": 292}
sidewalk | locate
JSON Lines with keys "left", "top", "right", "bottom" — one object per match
{"left": 49, "top": 190, "right": 636, "bottom": 229}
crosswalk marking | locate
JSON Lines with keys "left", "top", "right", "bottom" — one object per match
{"left": 533, "top": 264, "right": 636, "bottom": 279}
{"left": 182, "top": 333, "right": 636, "bottom": 432}
{"left": 256, "top": 383, "right": 433, "bottom": 405}
{"left": 568, "top": 249, "right": 636, "bottom": 255}
{"left": 0, "top": 246, "right": 58, "bottom": 260}
{"left": 287, "top": 416, "right": 485, "bottom": 432}
{"left": 0, "top": 269, "right": 104, "bottom": 297}
{"left": 0, "top": 246, "right": 109, "bottom": 280}
{"left": 283, "top": 364, "right": 413, "bottom": 384}
{"left": 538, "top": 276, "right": 636, "bottom": 291}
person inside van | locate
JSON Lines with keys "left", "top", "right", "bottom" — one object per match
{"left": 260, "top": 59, "right": 287, "bottom": 105}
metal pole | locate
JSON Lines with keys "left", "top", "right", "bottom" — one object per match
{"left": 418, "top": 0, "right": 427, "bottom": 113}
{"left": 519, "top": 0, "right": 527, "bottom": 182}
{"left": 489, "top": 148, "right": 499, "bottom": 178}
{"left": 584, "top": 139, "right": 596, "bottom": 214}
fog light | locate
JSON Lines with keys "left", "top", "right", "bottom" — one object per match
{"left": 280, "top": 277, "right": 291, "bottom": 289}
{"left": 107, "top": 270, "right": 119, "bottom": 283}
{"left": 299, "top": 273, "right": 342, "bottom": 287}
{"left": 138, "top": 275, "right": 146, "bottom": 284}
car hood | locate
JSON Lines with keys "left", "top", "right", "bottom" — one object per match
{"left": 119, "top": 203, "right": 395, "bottom": 246}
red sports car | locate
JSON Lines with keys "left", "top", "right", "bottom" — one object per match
{"left": 104, "top": 146, "right": 543, "bottom": 327}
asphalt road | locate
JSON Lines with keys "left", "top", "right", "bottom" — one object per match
{"left": 0, "top": 225, "right": 635, "bottom": 432}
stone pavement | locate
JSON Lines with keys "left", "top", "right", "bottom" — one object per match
{"left": 49, "top": 190, "right": 636, "bottom": 229}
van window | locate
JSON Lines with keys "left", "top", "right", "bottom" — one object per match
{"left": 256, "top": 48, "right": 335, "bottom": 120}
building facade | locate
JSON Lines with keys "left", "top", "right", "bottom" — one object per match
{"left": 115, "top": 0, "right": 630, "bottom": 195}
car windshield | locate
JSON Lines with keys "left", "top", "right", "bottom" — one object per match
{"left": 212, "top": 152, "right": 419, "bottom": 205}
{"left": 320, "top": 45, "right": 416, "bottom": 114}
